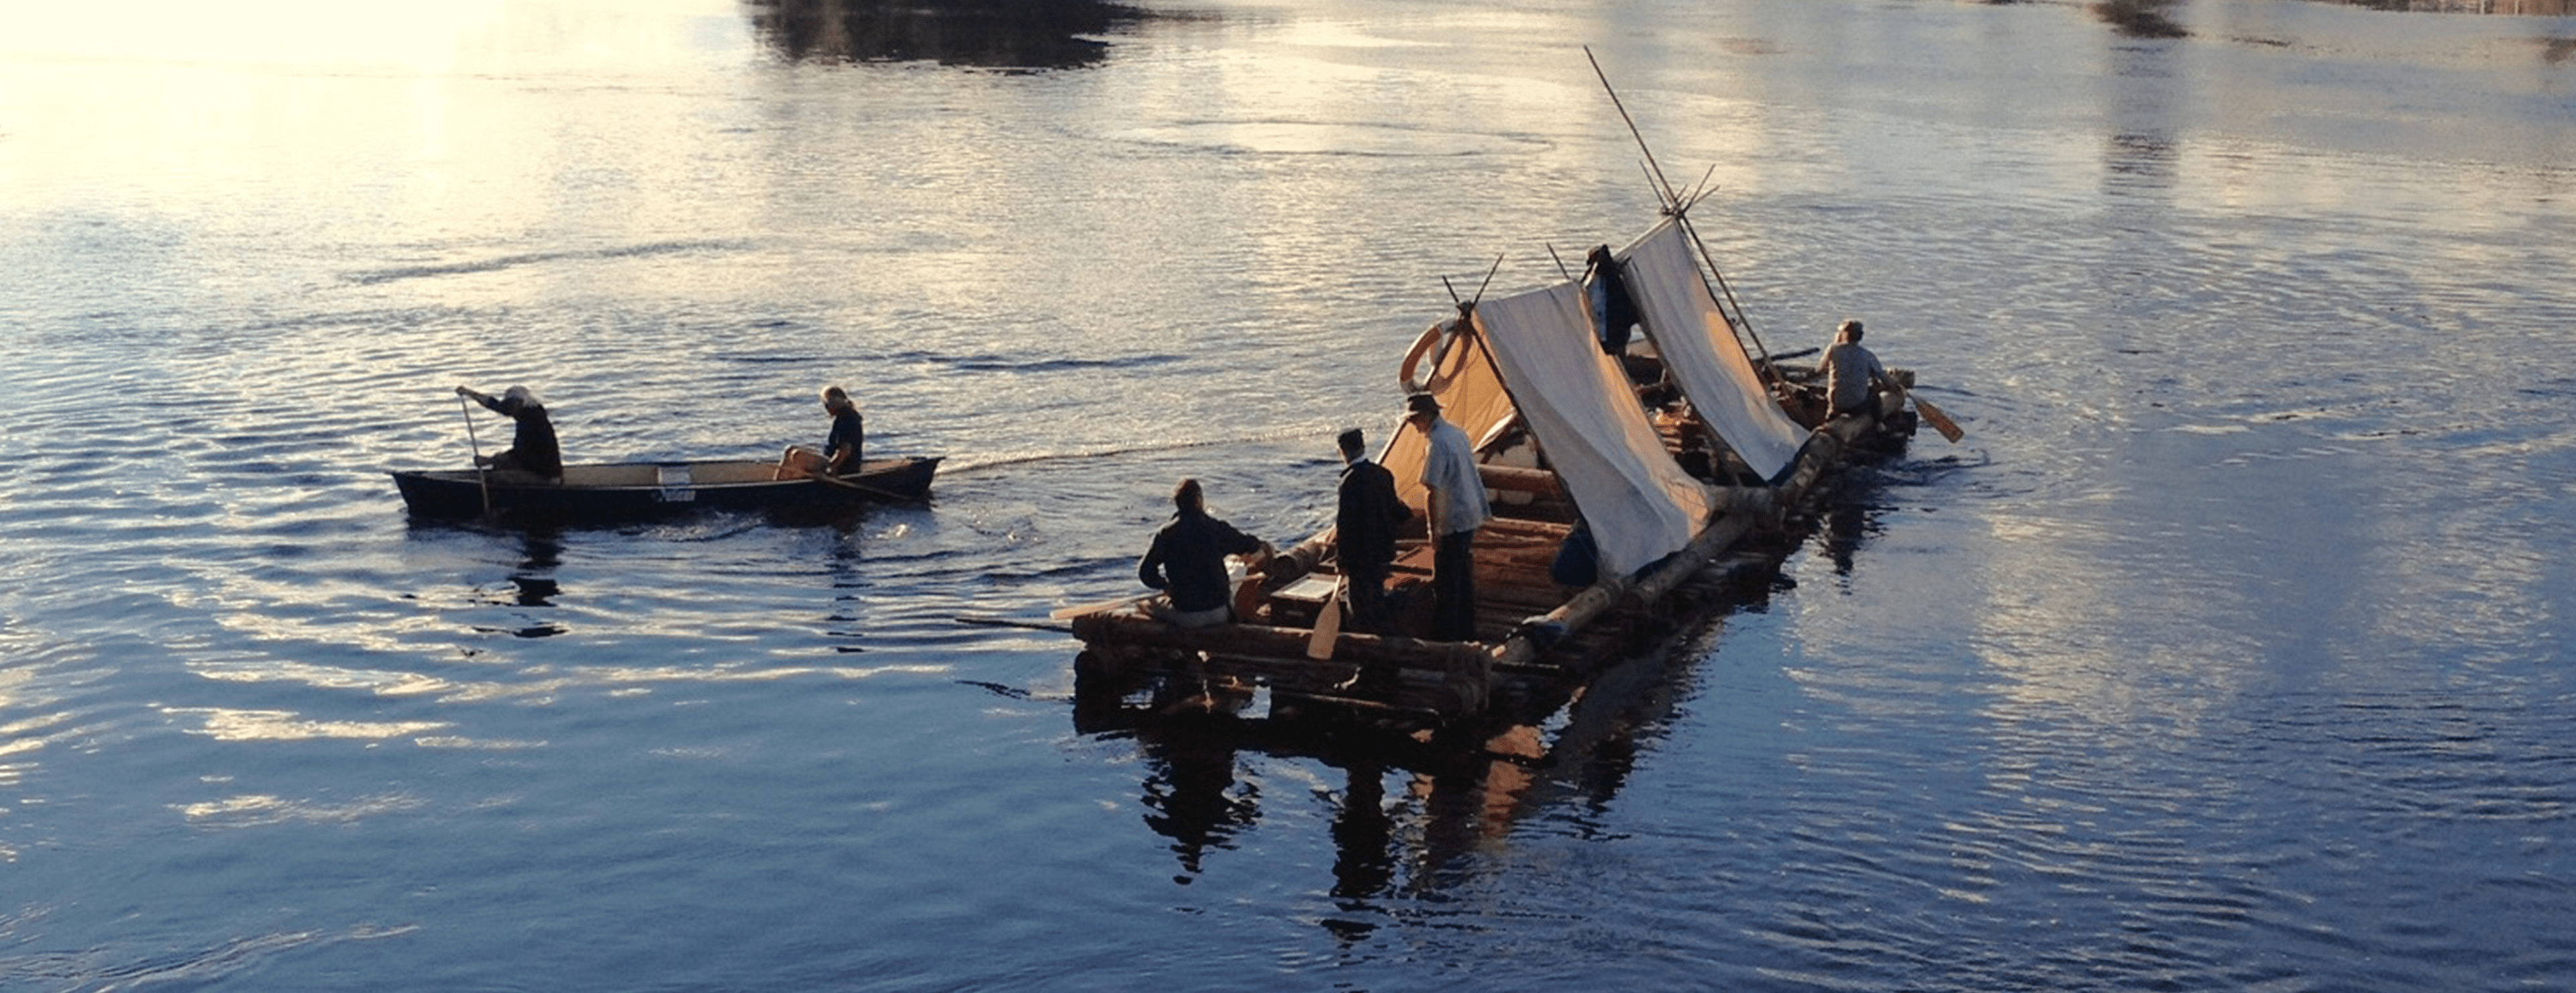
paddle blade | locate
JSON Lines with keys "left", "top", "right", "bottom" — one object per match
{"left": 1305, "top": 589, "right": 1342, "bottom": 660}
{"left": 1913, "top": 396, "right": 1965, "bottom": 443}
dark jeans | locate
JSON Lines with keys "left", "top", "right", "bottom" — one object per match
{"left": 1344, "top": 559, "right": 1391, "bottom": 633}
{"left": 1432, "top": 529, "right": 1477, "bottom": 642}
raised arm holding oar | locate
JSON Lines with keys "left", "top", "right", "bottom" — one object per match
{"left": 455, "top": 385, "right": 562, "bottom": 481}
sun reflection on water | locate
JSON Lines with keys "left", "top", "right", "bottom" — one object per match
{"left": 174, "top": 656, "right": 953, "bottom": 711}
{"left": 165, "top": 707, "right": 452, "bottom": 743}
{"left": 176, "top": 791, "right": 429, "bottom": 827}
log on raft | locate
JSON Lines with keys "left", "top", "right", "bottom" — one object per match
{"left": 1069, "top": 611, "right": 1497, "bottom": 713}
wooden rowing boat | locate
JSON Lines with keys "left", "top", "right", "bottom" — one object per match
{"left": 390, "top": 456, "right": 940, "bottom": 522}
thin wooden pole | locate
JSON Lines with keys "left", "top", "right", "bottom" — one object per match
{"left": 1544, "top": 243, "right": 1576, "bottom": 284}
{"left": 1583, "top": 46, "right": 1780, "bottom": 374}
{"left": 459, "top": 395, "right": 492, "bottom": 517}
{"left": 1586, "top": 46, "right": 1681, "bottom": 210}
{"left": 1469, "top": 254, "right": 1504, "bottom": 305}
{"left": 1674, "top": 212, "right": 1782, "bottom": 374}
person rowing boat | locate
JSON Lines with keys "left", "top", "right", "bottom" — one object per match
{"left": 455, "top": 385, "right": 561, "bottom": 481}
{"left": 1821, "top": 319, "right": 1895, "bottom": 421}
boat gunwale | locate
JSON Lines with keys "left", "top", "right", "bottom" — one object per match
{"left": 392, "top": 456, "right": 941, "bottom": 488}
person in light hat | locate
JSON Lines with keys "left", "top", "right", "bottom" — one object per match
{"left": 1405, "top": 393, "right": 1489, "bottom": 641}
{"left": 455, "top": 384, "right": 561, "bottom": 480}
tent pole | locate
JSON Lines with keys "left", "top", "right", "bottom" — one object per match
{"left": 1585, "top": 46, "right": 1780, "bottom": 376}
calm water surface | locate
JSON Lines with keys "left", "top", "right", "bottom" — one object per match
{"left": 4, "top": 1, "right": 2574, "bottom": 990}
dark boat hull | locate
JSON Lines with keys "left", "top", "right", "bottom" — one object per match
{"left": 390, "top": 457, "right": 940, "bottom": 522}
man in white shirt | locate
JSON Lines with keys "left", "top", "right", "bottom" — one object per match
{"left": 1406, "top": 393, "right": 1491, "bottom": 642}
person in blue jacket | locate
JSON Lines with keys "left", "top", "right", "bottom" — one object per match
{"left": 1583, "top": 244, "right": 1641, "bottom": 357}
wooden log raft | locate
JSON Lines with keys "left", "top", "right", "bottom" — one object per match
{"left": 1067, "top": 396, "right": 1901, "bottom": 725}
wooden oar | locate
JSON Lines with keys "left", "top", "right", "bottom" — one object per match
{"left": 1909, "top": 392, "right": 1966, "bottom": 443}
{"left": 1052, "top": 562, "right": 1256, "bottom": 622}
{"left": 808, "top": 470, "right": 912, "bottom": 503}
{"left": 1304, "top": 581, "right": 1343, "bottom": 660}
{"left": 1049, "top": 590, "right": 1157, "bottom": 621}
{"left": 458, "top": 395, "right": 493, "bottom": 517}
{"left": 956, "top": 615, "right": 1073, "bottom": 634}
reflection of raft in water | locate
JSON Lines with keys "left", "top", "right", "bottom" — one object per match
{"left": 1065, "top": 215, "right": 1939, "bottom": 732}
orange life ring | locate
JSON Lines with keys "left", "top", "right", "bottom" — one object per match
{"left": 1399, "top": 318, "right": 1464, "bottom": 395}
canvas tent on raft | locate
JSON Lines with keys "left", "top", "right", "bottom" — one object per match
{"left": 1379, "top": 214, "right": 1805, "bottom": 583}
{"left": 1613, "top": 215, "right": 1811, "bottom": 481}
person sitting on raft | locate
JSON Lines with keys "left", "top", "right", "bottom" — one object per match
{"left": 1821, "top": 319, "right": 1894, "bottom": 420}
{"left": 777, "top": 385, "right": 864, "bottom": 480}
{"left": 1136, "top": 478, "right": 1274, "bottom": 629}
{"left": 455, "top": 385, "right": 561, "bottom": 481}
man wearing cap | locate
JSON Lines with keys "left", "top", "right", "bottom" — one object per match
{"left": 455, "top": 384, "right": 561, "bottom": 480}
{"left": 1334, "top": 427, "right": 1409, "bottom": 633}
{"left": 1406, "top": 393, "right": 1489, "bottom": 641}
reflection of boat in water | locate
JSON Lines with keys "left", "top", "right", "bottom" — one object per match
{"left": 390, "top": 456, "right": 940, "bottom": 523}
{"left": 1064, "top": 202, "right": 1933, "bottom": 733}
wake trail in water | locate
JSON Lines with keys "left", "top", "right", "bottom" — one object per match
{"left": 939, "top": 422, "right": 1353, "bottom": 474}
{"left": 342, "top": 240, "right": 753, "bottom": 286}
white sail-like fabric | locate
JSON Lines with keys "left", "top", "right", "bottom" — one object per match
{"left": 1618, "top": 217, "right": 1809, "bottom": 481}
{"left": 1472, "top": 281, "right": 1710, "bottom": 579}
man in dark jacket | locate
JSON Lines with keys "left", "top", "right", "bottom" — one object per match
{"left": 1334, "top": 428, "right": 1409, "bottom": 633}
{"left": 1582, "top": 244, "right": 1641, "bottom": 358}
{"left": 456, "top": 384, "right": 561, "bottom": 480}
{"left": 1137, "top": 478, "right": 1273, "bottom": 628}
{"left": 817, "top": 385, "right": 864, "bottom": 474}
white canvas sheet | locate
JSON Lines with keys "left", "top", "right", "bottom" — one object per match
{"left": 1472, "top": 282, "right": 1710, "bottom": 579}
{"left": 1619, "top": 217, "right": 1809, "bottom": 481}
